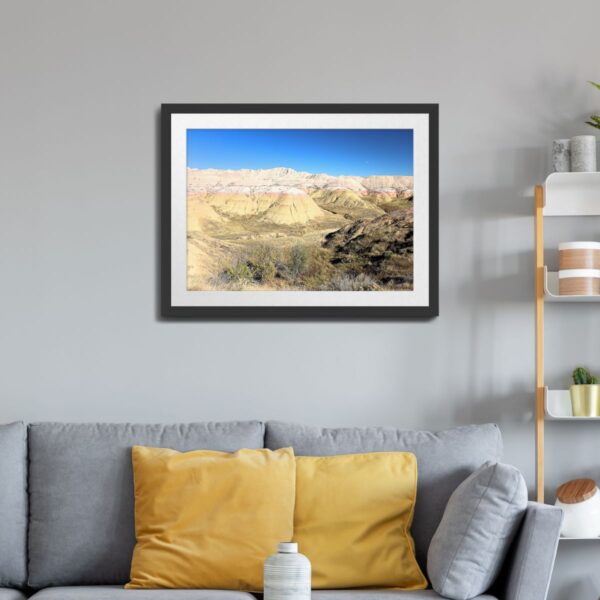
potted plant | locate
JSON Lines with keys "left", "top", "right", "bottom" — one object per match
{"left": 586, "top": 81, "right": 600, "bottom": 130}
{"left": 571, "top": 367, "right": 600, "bottom": 417}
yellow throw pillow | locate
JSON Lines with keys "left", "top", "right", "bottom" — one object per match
{"left": 293, "top": 452, "right": 427, "bottom": 590}
{"left": 126, "top": 446, "right": 296, "bottom": 591}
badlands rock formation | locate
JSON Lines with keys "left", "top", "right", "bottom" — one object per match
{"left": 188, "top": 166, "right": 412, "bottom": 195}
{"left": 186, "top": 167, "right": 414, "bottom": 291}
{"left": 323, "top": 207, "right": 413, "bottom": 285}
{"left": 198, "top": 186, "right": 328, "bottom": 225}
{"left": 187, "top": 167, "right": 412, "bottom": 226}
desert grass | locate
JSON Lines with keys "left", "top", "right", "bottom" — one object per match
{"left": 213, "top": 243, "right": 406, "bottom": 291}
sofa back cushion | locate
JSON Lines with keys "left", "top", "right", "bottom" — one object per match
{"left": 265, "top": 421, "right": 502, "bottom": 570}
{"left": 127, "top": 446, "right": 296, "bottom": 591}
{"left": 294, "top": 452, "right": 427, "bottom": 590}
{"left": 27, "top": 421, "right": 265, "bottom": 588}
{"left": 0, "top": 422, "right": 27, "bottom": 588}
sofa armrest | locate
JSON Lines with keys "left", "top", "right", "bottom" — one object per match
{"left": 499, "top": 501, "right": 562, "bottom": 600}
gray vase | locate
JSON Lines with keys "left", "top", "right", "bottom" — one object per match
{"left": 264, "top": 542, "right": 311, "bottom": 600}
{"left": 570, "top": 135, "right": 597, "bottom": 172}
{"left": 552, "top": 139, "right": 571, "bottom": 172}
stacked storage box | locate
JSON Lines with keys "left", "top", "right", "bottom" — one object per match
{"left": 559, "top": 242, "right": 600, "bottom": 295}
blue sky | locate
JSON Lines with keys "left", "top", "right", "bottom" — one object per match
{"left": 186, "top": 129, "right": 413, "bottom": 177}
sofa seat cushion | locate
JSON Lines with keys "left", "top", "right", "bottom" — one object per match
{"left": 27, "top": 421, "right": 265, "bottom": 588}
{"left": 266, "top": 422, "right": 503, "bottom": 570}
{"left": 0, "top": 589, "right": 27, "bottom": 600}
{"left": 28, "top": 588, "right": 257, "bottom": 600}
{"left": 311, "top": 591, "right": 497, "bottom": 600}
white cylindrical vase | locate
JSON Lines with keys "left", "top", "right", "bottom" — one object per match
{"left": 264, "top": 542, "right": 311, "bottom": 600}
{"left": 570, "top": 135, "right": 597, "bottom": 172}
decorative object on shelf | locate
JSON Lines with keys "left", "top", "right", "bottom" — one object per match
{"left": 264, "top": 542, "right": 311, "bottom": 600}
{"left": 161, "top": 104, "right": 439, "bottom": 318}
{"left": 570, "top": 367, "right": 600, "bottom": 416}
{"left": 552, "top": 139, "right": 571, "bottom": 172}
{"left": 559, "top": 242, "right": 600, "bottom": 270}
{"left": 570, "top": 135, "right": 597, "bottom": 172}
{"left": 558, "top": 268, "right": 600, "bottom": 295}
{"left": 585, "top": 81, "right": 600, "bottom": 131}
{"left": 555, "top": 478, "right": 600, "bottom": 538}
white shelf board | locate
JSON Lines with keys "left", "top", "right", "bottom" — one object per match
{"left": 543, "top": 172, "right": 600, "bottom": 216}
{"left": 544, "top": 267, "right": 600, "bottom": 302}
{"left": 545, "top": 387, "right": 600, "bottom": 420}
{"left": 559, "top": 536, "right": 600, "bottom": 541}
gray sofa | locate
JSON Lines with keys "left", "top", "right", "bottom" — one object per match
{"left": 0, "top": 421, "right": 561, "bottom": 600}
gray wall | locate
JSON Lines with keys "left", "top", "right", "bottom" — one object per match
{"left": 1, "top": 1, "right": 599, "bottom": 597}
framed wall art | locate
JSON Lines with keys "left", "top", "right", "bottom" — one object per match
{"left": 162, "top": 104, "right": 438, "bottom": 318}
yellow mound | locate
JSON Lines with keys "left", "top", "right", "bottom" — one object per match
{"left": 260, "top": 194, "right": 328, "bottom": 225}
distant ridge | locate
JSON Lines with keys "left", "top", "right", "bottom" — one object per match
{"left": 187, "top": 166, "right": 413, "bottom": 196}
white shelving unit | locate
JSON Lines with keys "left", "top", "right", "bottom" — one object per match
{"left": 544, "top": 172, "right": 600, "bottom": 216}
{"left": 536, "top": 173, "right": 600, "bottom": 503}
{"left": 544, "top": 267, "right": 600, "bottom": 302}
{"left": 545, "top": 388, "right": 600, "bottom": 420}
{"left": 536, "top": 172, "right": 600, "bottom": 542}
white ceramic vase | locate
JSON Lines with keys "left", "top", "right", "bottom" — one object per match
{"left": 555, "top": 486, "right": 600, "bottom": 538}
{"left": 264, "top": 542, "right": 311, "bottom": 600}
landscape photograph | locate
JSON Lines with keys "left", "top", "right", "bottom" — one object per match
{"left": 186, "top": 128, "right": 414, "bottom": 292}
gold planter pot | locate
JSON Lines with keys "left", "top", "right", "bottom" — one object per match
{"left": 570, "top": 385, "right": 600, "bottom": 417}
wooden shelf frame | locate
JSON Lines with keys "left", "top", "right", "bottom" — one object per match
{"left": 535, "top": 185, "right": 545, "bottom": 502}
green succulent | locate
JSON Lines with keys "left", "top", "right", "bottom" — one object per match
{"left": 572, "top": 367, "right": 598, "bottom": 385}
{"left": 586, "top": 81, "right": 600, "bottom": 130}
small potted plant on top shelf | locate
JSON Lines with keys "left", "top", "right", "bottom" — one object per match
{"left": 571, "top": 367, "right": 600, "bottom": 417}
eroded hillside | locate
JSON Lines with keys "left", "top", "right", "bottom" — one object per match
{"left": 186, "top": 167, "right": 414, "bottom": 291}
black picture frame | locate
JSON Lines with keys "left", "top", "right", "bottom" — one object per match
{"left": 161, "top": 104, "right": 438, "bottom": 319}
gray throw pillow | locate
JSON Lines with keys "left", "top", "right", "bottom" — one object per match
{"left": 427, "top": 461, "right": 528, "bottom": 600}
